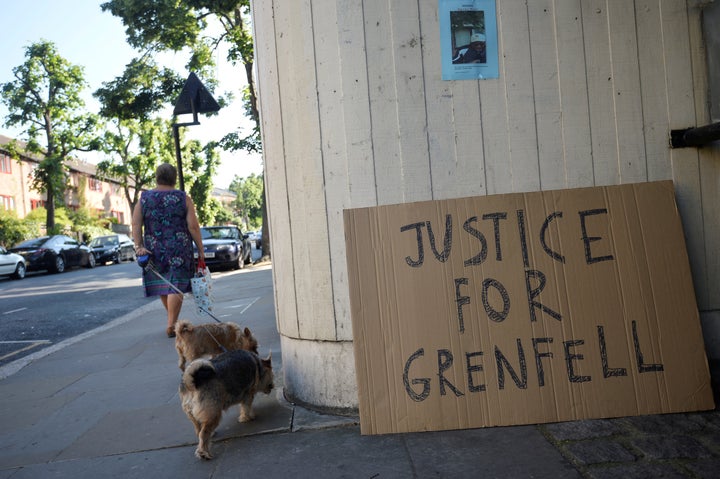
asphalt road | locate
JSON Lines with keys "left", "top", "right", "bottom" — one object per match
{"left": 0, "top": 260, "right": 152, "bottom": 367}
{"left": 0, "top": 244, "right": 264, "bottom": 368}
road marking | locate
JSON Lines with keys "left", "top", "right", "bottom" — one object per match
{"left": 3, "top": 308, "right": 28, "bottom": 315}
{"left": 227, "top": 297, "right": 260, "bottom": 314}
{"left": 0, "top": 340, "right": 52, "bottom": 361}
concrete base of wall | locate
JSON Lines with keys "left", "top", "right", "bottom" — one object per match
{"left": 280, "top": 335, "right": 359, "bottom": 415}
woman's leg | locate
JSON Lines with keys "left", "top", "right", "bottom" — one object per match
{"left": 166, "top": 293, "right": 184, "bottom": 334}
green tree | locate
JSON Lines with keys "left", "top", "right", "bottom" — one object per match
{"left": 184, "top": 140, "right": 221, "bottom": 225}
{"left": 25, "top": 206, "right": 73, "bottom": 234}
{"left": 229, "top": 173, "right": 263, "bottom": 231}
{"left": 101, "top": 0, "right": 269, "bottom": 256}
{"left": 94, "top": 57, "right": 185, "bottom": 215}
{"left": 0, "top": 40, "right": 99, "bottom": 231}
{"left": 0, "top": 208, "right": 33, "bottom": 247}
{"left": 95, "top": 117, "right": 175, "bottom": 214}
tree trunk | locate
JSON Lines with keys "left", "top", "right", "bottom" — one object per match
{"left": 46, "top": 183, "right": 56, "bottom": 232}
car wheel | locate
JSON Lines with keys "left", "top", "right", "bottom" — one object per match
{"left": 86, "top": 253, "right": 96, "bottom": 268}
{"left": 12, "top": 263, "right": 26, "bottom": 280}
{"left": 236, "top": 253, "right": 244, "bottom": 270}
{"left": 52, "top": 255, "right": 66, "bottom": 274}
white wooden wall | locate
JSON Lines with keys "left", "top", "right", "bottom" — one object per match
{"left": 252, "top": 0, "right": 720, "bottom": 407}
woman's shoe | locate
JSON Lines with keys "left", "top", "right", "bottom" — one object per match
{"left": 166, "top": 326, "right": 176, "bottom": 338}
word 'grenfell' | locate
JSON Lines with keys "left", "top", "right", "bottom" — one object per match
{"left": 400, "top": 209, "right": 614, "bottom": 268}
{"left": 402, "top": 322, "right": 663, "bottom": 402}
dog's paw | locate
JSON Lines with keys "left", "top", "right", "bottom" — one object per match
{"left": 195, "top": 448, "right": 213, "bottom": 460}
{"left": 239, "top": 412, "right": 256, "bottom": 423}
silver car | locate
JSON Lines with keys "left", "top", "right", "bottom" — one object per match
{"left": 0, "top": 246, "right": 26, "bottom": 280}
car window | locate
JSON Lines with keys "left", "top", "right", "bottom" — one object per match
{"left": 0, "top": 247, "right": 7, "bottom": 254}
{"left": 14, "top": 237, "right": 50, "bottom": 248}
{"left": 201, "top": 227, "right": 239, "bottom": 240}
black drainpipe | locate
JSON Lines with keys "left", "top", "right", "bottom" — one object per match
{"left": 670, "top": 122, "right": 720, "bottom": 148}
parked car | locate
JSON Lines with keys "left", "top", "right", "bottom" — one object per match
{"left": 89, "top": 234, "right": 135, "bottom": 264}
{"left": 0, "top": 246, "right": 26, "bottom": 280}
{"left": 247, "top": 230, "right": 261, "bottom": 248}
{"left": 9, "top": 235, "right": 96, "bottom": 274}
{"left": 195, "top": 226, "right": 252, "bottom": 270}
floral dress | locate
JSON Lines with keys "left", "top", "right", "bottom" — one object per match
{"left": 140, "top": 189, "right": 194, "bottom": 296}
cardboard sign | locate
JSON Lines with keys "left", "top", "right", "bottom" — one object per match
{"left": 344, "top": 181, "right": 715, "bottom": 435}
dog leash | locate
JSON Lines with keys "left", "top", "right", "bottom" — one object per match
{"left": 139, "top": 257, "right": 223, "bottom": 323}
{"left": 139, "top": 256, "right": 228, "bottom": 353}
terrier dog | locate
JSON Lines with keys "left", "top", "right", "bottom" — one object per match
{"left": 179, "top": 349, "right": 274, "bottom": 460}
{"left": 174, "top": 320, "right": 259, "bottom": 371}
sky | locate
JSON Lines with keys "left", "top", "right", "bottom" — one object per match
{"left": 0, "top": 0, "right": 263, "bottom": 189}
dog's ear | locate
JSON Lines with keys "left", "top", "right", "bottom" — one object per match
{"left": 262, "top": 351, "right": 272, "bottom": 367}
{"left": 243, "top": 327, "right": 252, "bottom": 337}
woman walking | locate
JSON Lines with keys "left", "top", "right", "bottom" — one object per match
{"left": 132, "top": 163, "right": 205, "bottom": 337}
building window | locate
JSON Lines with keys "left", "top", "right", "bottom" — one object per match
{"left": 0, "top": 154, "right": 11, "bottom": 174}
{"left": 1, "top": 195, "right": 15, "bottom": 211}
{"left": 111, "top": 210, "right": 125, "bottom": 224}
{"left": 89, "top": 177, "right": 103, "bottom": 191}
{"left": 30, "top": 199, "right": 45, "bottom": 210}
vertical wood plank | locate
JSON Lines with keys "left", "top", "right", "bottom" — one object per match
{"left": 275, "top": 0, "right": 336, "bottom": 339}
{"left": 607, "top": 0, "right": 647, "bottom": 183}
{"left": 635, "top": 0, "right": 672, "bottom": 182}
{"left": 494, "top": 0, "right": 540, "bottom": 193}
{"left": 583, "top": 0, "right": 619, "bottom": 185}
{"left": 388, "top": 0, "right": 432, "bottom": 203}
{"left": 251, "top": 0, "right": 299, "bottom": 338}
{"left": 480, "top": 2, "right": 513, "bottom": 195}
{"left": 528, "top": 0, "right": 565, "bottom": 190}
{"left": 551, "top": 0, "right": 595, "bottom": 188}
{"left": 363, "top": 0, "right": 404, "bottom": 205}
{"left": 313, "top": 0, "right": 352, "bottom": 340}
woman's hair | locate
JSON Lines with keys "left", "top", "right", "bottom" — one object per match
{"left": 156, "top": 163, "right": 177, "bottom": 186}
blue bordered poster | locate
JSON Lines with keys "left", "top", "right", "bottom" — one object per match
{"left": 440, "top": 0, "right": 499, "bottom": 80}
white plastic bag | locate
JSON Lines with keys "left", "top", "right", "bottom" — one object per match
{"left": 191, "top": 265, "right": 213, "bottom": 315}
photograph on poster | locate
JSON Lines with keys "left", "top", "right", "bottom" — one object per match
{"left": 440, "top": 0, "right": 499, "bottom": 80}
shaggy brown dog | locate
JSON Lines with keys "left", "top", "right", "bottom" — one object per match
{"left": 179, "top": 349, "right": 274, "bottom": 460}
{"left": 174, "top": 320, "right": 259, "bottom": 371}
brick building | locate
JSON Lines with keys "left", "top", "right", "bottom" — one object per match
{"left": 0, "top": 134, "right": 134, "bottom": 229}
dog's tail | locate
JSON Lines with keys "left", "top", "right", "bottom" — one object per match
{"left": 175, "top": 320, "right": 194, "bottom": 336}
{"left": 182, "top": 358, "right": 216, "bottom": 391}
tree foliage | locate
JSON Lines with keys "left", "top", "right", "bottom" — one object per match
{"left": 101, "top": 0, "right": 269, "bottom": 255}
{"left": 0, "top": 40, "right": 99, "bottom": 231}
{"left": 95, "top": 116, "right": 175, "bottom": 214}
{"left": 94, "top": 57, "right": 184, "bottom": 121}
{"left": 229, "top": 173, "right": 263, "bottom": 230}
{"left": 0, "top": 208, "right": 35, "bottom": 247}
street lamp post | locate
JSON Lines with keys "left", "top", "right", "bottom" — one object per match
{"left": 172, "top": 72, "right": 221, "bottom": 191}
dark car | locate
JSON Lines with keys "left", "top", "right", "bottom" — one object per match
{"left": 195, "top": 226, "right": 252, "bottom": 270}
{"left": 10, "top": 235, "right": 96, "bottom": 274}
{"left": 0, "top": 246, "right": 26, "bottom": 280}
{"left": 89, "top": 234, "right": 135, "bottom": 264}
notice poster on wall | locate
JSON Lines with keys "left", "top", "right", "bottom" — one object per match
{"left": 440, "top": 0, "right": 499, "bottom": 80}
{"left": 344, "top": 181, "right": 715, "bottom": 435}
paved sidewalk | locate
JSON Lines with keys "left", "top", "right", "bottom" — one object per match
{"left": 0, "top": 265, "right": 718, "bottom": 478}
